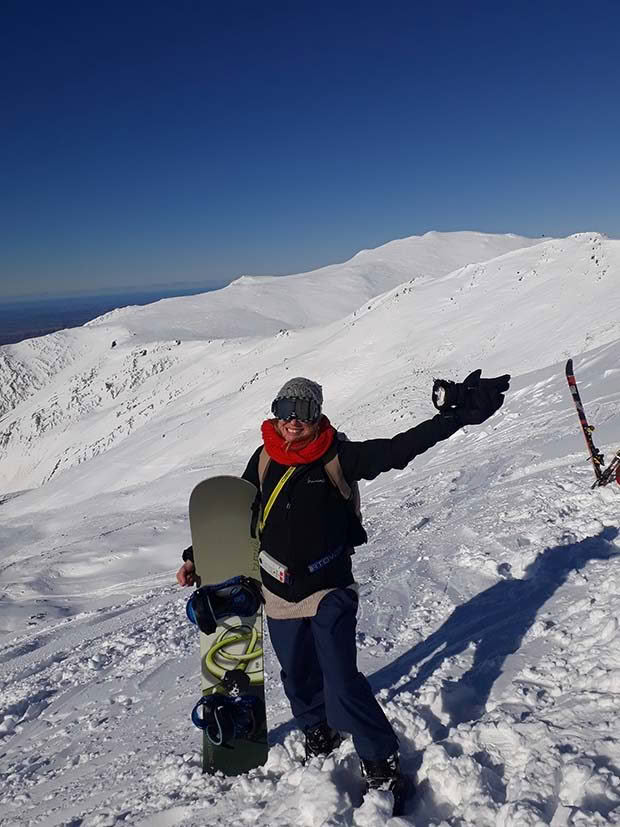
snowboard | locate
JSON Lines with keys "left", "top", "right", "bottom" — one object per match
{"left": 188, "top": 475, "right": 267, "bottom": 775}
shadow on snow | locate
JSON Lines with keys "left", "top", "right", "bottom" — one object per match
{"left": 268, "top": 527, "right": 619, "bottom": 749}
{"left": 369, "top": 525, "right": 620, "bottom": 733}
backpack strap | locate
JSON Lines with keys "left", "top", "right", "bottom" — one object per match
{"left": 258, "top": 448, "right": 271, "bottom": 490}
{"left": 323, "top": 454, "right": 352, "bottom": 502}
{"left": 323, "top": 436, "right": 362, "bottom": 520}
{"left": 257, "top": 439, "right": 361, "bottom": 521}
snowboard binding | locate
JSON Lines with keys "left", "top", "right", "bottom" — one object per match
{"left": 191, "top": 687, "right": 266, "bottom": 746}
{"left": 186, "top": 576, "right": 263, "bottom": 635}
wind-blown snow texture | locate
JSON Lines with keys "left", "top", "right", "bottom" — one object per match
{"left": 1, "top": 230, "right": 619, "bottom": 826}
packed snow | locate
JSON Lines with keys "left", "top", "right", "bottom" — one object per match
{"left": 1, "top": 230, "right": 619, "bottom": 826}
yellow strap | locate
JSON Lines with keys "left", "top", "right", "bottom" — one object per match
{"left": 259, "top": 466, "right": 295, "bottom": 534}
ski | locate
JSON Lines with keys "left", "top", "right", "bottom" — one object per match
{"left": 598, "top": 449, "right": 620, "bottom": 487}
{"left": 565, "top": 359, "right": 619, "bottom": 488}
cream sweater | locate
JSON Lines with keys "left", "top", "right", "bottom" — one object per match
{"left": 262, "top": 583, "right": 359, "bottom": 619}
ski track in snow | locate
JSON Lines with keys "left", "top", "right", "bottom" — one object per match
{"left": 1, "top": 231, "right": 620, "bottom": 826}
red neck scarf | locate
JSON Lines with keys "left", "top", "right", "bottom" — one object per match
{"left": 261, "top": 415, "right": 335, "bottom": 465}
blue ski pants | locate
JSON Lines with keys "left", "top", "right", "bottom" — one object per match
{"left": 266, "top": 588, "right": 399, "bottom": 761}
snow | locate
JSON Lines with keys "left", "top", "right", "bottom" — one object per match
{"left": 1, "top": 229, "right": 620, "bottom": 826}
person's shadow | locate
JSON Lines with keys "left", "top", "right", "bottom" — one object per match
{"left": 368, "top": 525, "right": 619, "bottom": 736}
{"left": 268, "top": 527, "right": 619, "bottom": 750}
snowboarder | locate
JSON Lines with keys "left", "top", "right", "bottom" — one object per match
{"left": 177, "top": 371, "right": 510, "bottom": 811}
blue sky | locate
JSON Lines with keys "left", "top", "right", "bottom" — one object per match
{"left": 2, "top": 0, "right": 620, "bottom": 299}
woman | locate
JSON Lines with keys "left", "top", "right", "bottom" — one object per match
{"left": 177, "top": 372, "right": 509, "bottom": 812}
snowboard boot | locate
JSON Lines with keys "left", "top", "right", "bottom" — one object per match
{"left": 360, "top": 752, "right": 412, "bottom": 816}
{"left": 304, "top": 721, "right": 343, "bottom": 760}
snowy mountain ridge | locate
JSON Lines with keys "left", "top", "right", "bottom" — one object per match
{"left": 1, "top": 229, "right": 620, "bottom": 826}
{"left": 0, "top": 230, "right": 542, "bottom": 492}
{"left": 0, "top": 230, "right": 539, "bottom": 423}
{"left": 1, "top": 231, "right": 617, "bottom": 497}
{"left": 84, "top": 230, "right": 543, "bottom": 336}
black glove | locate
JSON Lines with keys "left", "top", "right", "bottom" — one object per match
{"left": 432, "top": 369, "right": 510, "bottom": 425}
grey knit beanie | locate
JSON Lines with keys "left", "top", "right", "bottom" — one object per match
{"left": 274, "top": 377, "right": 323, "bottom": 407}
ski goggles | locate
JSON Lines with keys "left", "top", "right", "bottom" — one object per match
{"left": 271, "top": 397, "right": 321, "bottom": 423}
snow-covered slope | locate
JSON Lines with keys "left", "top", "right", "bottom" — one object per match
{"left": 86, "top": 230, "right": 543, "bottom": 338}
{"left": 1, "top": 231, "right": 616, "bottom": 495}
{"left": 0, "top": 231, "right": 540, "bottom": 493}
{"left": 1, "top": 230, "right": 619, "bottom": 826}
{"left": 0, "top": 231, "right": 539, "bottom": 418}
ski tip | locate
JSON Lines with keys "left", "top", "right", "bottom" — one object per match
{"left": 566, "top": 358, "right": 573, "bottom": 374}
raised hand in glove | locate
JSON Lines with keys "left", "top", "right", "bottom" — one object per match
{"left": 432, "top": 369, "right": 510, "bottom": 425}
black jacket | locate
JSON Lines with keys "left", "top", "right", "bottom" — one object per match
{"left": 241, "top": 414, "right": 460, "bottom": 601}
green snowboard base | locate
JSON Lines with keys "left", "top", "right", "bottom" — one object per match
{"left": 188, "top": 475, "right": 267, "bottom": 775}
